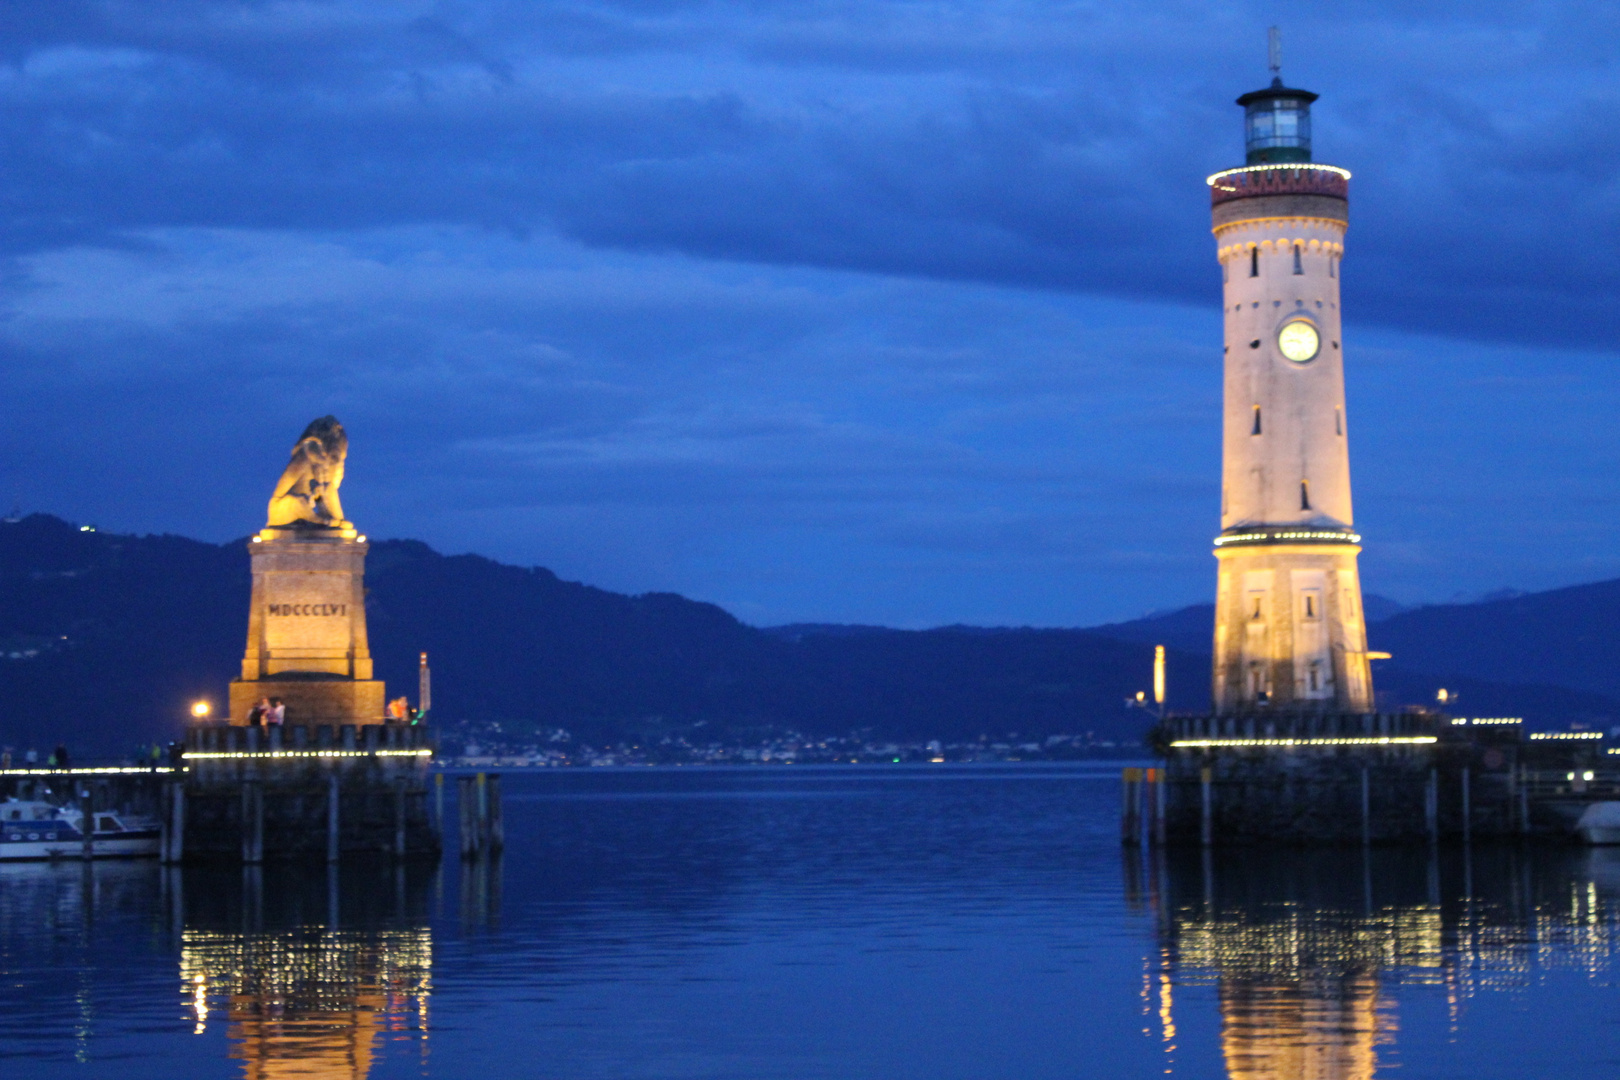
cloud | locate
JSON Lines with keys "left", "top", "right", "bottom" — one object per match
{"left": 0, "top": 4, "right": 1614, "bottom": 627}
{"left": 0, "top": 3, "right": 1612, "bottom": 347}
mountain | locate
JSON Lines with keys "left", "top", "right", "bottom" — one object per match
{"left": 4, "top": 511, "right": 1616, "bottom": 758}
{"left": 0, "top": 515, "right": 1185, "bottom": 756}
{"left": 1365, "top": 582, "right": 1620, "bottom": 700}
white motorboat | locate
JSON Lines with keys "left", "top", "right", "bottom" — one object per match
{"left": 0, "top": 797, "right": 161, "bottom": 860}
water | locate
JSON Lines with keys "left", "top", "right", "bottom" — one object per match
{"left": 3, "top": 764, "right": 1619, "bottom": 1078}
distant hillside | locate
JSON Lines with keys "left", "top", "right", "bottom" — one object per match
{"left": 0, "top": 515, "right": 1190, "bottom": 756}
{"left": 1366, "top": 582, "right": 1620, "bottom": 700}
{"left": 5, "top": 511, "right": 1615, "bottom": 757}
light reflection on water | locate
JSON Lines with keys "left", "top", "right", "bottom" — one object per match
{"left": 0, "top": 765, "right": 1618, "bottom": 1078}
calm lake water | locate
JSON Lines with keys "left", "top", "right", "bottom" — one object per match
{"left": 3, "top": 764, "right": 1619, "bottom": 1078}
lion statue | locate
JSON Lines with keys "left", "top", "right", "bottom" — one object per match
{"left": 266, "top": 416, "right": 352, "bottom": 529}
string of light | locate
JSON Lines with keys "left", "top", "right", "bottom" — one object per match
{"left": 1169, "top": 736, "right": 1437, "bottom": 749}
{"left": 183, "top": 749, "right": 433, "bottom": 760}
{"left": 1206, "top": 163, "right": 1353, "bottom": 185}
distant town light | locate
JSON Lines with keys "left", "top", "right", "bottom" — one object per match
{"left": 1530, "top": 732, "right": 1604, "bottom": 741}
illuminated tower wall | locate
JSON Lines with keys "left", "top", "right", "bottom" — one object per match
{"left": 1208, "top": 77, "right": 1373, "bottom": 714}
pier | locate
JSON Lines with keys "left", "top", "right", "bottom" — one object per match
{"left": 1128, "top": 713, "right": 1620, "bottom": 846}
{"left": 171, "top": 722, "right": 440, "bottom": 861}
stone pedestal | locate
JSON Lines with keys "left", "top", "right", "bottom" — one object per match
{"left": 229, "top": 526, "right": 385, "bottom": 725}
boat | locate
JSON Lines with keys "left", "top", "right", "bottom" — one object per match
{"left": 0, "top": 797, "right": 161, "bottom": 860}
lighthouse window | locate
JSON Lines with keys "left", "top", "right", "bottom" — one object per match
{"left": 1293, "top": 244, "right": 1303, "bottom": 274}
{"left": 1329, "top": 257, "right": 1336, "bottom": 278}
{"left": 1335, "top": 408, "right": 1343, "bottom": 436}
{"left": 1300, "top": 480, "right": 1311, "bottom": 511}
{"left": 1249, "top": 248, "right": 1259, "bottom": 277}
{"left": 1308, "top": 666, "right": 1320, "bottom": 691}
{"left": 1252, "top": 405, "right": 1262, "bottom": 435}
{"left": 1223, "top": 260, "right": 1229, "bottom": 283}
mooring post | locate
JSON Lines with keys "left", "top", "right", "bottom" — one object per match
{"left": 1461, "top": 766, "right": 1472, "bottom": 844}
{"left": 1154, "top": 769, "right": 1167, "bottom": 847}
{"left": 326, "top": 772, "right": 341, "bottom": 863}
{"left": 486, "top": 774, "right": 503, "bottom": 854}
{"left": 475, "top": 771, "right": 489, "bottom": 855}
{"left": 1121, "top": 768, "right": 1142, "bottom": 846}
{"left": 1199, "top": 766, "right": 1213, "bottom": 847}
{"left": 434, "top": 771, "right": 444, "bottom": 835}
{"left": 458, "top": 775, "right": 478, "bottom": 859}
{"left": 1361, "top": 767, "right": 1371, "bottom": 846}
{"left": 393, "top": 777, "right": 407, "bottom": 859}
{"left": 1425, "top": 768, "right": 1438, "bottom": 843}
{"left": 80, "top": 786, "right": 94, "bottom": 861}
{"left": 1519, "top": 765, "right": 1531, "bottom": 836}
{"left": 242, "top": 782, "right": 264, "bottom": 864}
{"left": 166, "top": 781, "right": 186, "bottom": 864}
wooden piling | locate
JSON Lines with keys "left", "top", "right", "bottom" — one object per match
{"left": 1462, "top": 766, "right": 1472, "bottom": 844}
{"left": 1425, "top": 769, "right": 1438, "bottom": 843}
{"left": 1199, "top": 767, "right": 1213, "bottom": 847}
{"left": 242, "top": 782, "right": 264, "bottom": 864}
{"left": 162, "top": 781, "right": 187, "bottom": 864}
{"left": 458, "top": 775, "right": 478, "bottom": 858}
{"left": 1519, "top": 766, "right": 1531, "bottom": 836}
{"left": 80, "top": 787, "right": 94, "bottom": 861}
{"left": 326, "top": 772, "right": 341, "bottom": 863}
{"left": 485, "top": 774, "right": 503, "bottom": 854}
{"left": 1360, "top": 767, "right": 1371, "bottom": 846}
{"left": 1121, "top": 768, "right": 1142, "bottom": 846}
{"left": 1154, "top": 769, "right": 1167, "bottom": 847}
{"left": 393, "top": 778, "right": 407, "bottom": 859}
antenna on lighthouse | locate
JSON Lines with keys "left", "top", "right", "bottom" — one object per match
{"left": 1267, "top": 26, "right": 1282, "bottom": 77}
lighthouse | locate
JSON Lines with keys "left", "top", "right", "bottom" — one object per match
{"left": 1207, "top": 40, "right": 1373, "bottom": 714}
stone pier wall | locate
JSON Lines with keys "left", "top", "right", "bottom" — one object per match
{"left": 179, "top": 722, "right": 440, "bottom": 860}
{"left": 1153, "top": 712, "right": 1532, "bottom": 844}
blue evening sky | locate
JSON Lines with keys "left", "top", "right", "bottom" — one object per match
{"left": 0, "top": 1, "right": 1615, "bottom": 627}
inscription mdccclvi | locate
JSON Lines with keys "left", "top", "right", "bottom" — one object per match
{"left": 267, "top": 603, "right": 348, "bottom": 616}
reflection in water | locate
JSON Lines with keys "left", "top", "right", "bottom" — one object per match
{"left": 176, "top": 864, "right": 435, "bottom": 1080}
{"left": 1139, "top": 847, "right": 1620, "bottom": 1079}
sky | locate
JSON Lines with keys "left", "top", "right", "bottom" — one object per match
{"left": 0, "top": 1, "right": 1616, "bottom": 628}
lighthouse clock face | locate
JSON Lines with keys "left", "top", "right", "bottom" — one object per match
{"left": 1277, "top": 320, "right": 1321, "bottom": 363}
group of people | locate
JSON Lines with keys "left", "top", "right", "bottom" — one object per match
{"left": 245, "top": 697, "right": 286, "bottom": 726}
{"left": 386, "top": 696, "right": 425, "bottom": 724}
{"left": 0, "top": 744, "right": 70, "bottom": 769}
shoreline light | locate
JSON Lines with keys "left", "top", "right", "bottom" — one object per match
{"left": 1450, "top": 717, "right": 1523, "bottom": 726}
{"left": 0, "top": 766, "right": 183, "bottom": 776}
{"left": 1529, "top": 732, "right": 1603, "bottom": 741}
{"left": 1169, "top": 736, "right": 1437, "bottom": 749}
{"left": 183, "top": 748, "right": 433, "bottom": 760}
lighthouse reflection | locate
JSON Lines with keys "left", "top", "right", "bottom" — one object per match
{"left": 174, "top": 862, "right": 435, "bottom": 1079}
{"left": 1140, "top": 847, "right": 1620, "bottom": 1079}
